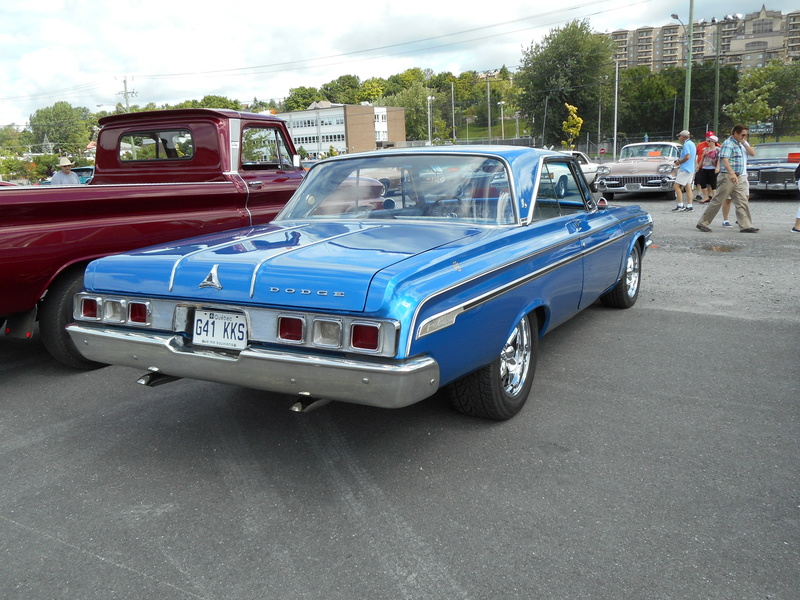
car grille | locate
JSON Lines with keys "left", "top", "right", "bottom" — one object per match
{"left": 755, "top": 171, "right": 795, "bottom": 184}
{"left": 603, "top": 176, "right": 662, "bottom": 186}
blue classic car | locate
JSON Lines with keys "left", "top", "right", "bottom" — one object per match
{"left": 67, "top": 147, "right": 652, "bottom": 420}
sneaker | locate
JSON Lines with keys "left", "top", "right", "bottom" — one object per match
{"left": 684, "top": 205, "right": 694, "bottom": 212}
{"left": 696, "top": 224, "right": 711, "bottom": 232}
{"left": 792, "top": 227, "right": 800, "bottom": 233}
{"left": 722, "top": 221, "right": 732, "bottom": 227}
{"left": 740, "top": 227, "right": 760, "bottom": 233}
{"left": 671, "top": 205, "right": 685, "bottom": 212}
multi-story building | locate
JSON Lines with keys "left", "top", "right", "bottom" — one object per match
{"left": 276, "top": 101, "right": 406, "bottom": 158}
{"left": 608, "top": 6, "right": 800, "bottom": 71}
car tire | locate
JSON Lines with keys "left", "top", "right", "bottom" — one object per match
{"left": 602, "top": 192, "right": 615, "bottom": 201}
{"left": 600, "top": 243, "right": 641, "bottom": 309}
{"left": 666, "top": 189, "right": 676, "bottom": 201}
{"left": 39, "top": 267, "right": 105, "bottom": 370}
{"left": 448, "top": 313, "right": 538, "bottom": 420}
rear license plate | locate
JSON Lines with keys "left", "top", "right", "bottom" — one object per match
{"left": 193, "top": 310, "right": 248, "bottom": 350}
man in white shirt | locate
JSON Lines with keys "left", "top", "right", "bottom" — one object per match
{"left": 50, "top": 157, "right": 80, "bottom": 185}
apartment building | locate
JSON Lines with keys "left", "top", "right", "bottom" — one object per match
{"left": 276, "top": 101, "right": 406, "bottom": 158}
{"left": 608, "top": 5, "right": 800, "bottom": 71}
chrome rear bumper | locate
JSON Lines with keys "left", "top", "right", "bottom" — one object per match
{"left": 67, "top": 324, "right": 440, "bottom": 408}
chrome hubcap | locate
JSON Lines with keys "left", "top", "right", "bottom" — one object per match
{"left": 625, "top": 249, "right": 640, "bottom": 298}
{"left": 499, "top": 317, "right": 531, "bottom": 396}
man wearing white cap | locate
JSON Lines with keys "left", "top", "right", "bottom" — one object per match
{"left": 671, "top": 130, "right": 696, "bottom": 212}
{"left": 50, "top": 157, "right": 80, "bottom": 185}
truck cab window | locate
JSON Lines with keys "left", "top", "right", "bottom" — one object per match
{"left": 119, "top": 130, "right": 193, "bottom": 161}
{"left": 241, "top": 127, "right": 295, "bottom": 170}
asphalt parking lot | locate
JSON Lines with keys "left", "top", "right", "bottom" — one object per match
{"left": 1, "top": 195, "right": 798, "bottom": 599}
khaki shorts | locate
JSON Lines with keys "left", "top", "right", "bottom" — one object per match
{"left": 675, "top": 170, "right": 694, "bottom": 187}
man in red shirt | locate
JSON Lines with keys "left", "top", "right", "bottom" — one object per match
{"left": 694, "top": 131, "right": 715, "bottom": 202}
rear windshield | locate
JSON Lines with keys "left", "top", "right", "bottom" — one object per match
{"left": 119, "top": 129, "right": 193, "bottom": 161}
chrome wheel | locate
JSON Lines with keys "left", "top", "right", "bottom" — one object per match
{"left": 499, "top": 317, "right": 532, "bottom": 396}
{"left": 624, "top": 248, "right": 640, "bottom": 299}
{"left": 447, "top": 313, "right": 538, "bottom": 421}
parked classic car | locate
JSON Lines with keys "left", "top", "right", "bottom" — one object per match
{"left": 746, "top": 142, "right": 800, "bottom": 194}
{"left": 561, "top": 150, "right": 599, "bottom": 187}
{"left": 67, "top": 146, "right": 653, "bottom": 420}
{"left": 595, "top": 142, "right": 681, "bottom": 200}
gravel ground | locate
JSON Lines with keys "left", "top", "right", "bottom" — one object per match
{"left": 612, "top": 194, "right": 800, "bottom": 323}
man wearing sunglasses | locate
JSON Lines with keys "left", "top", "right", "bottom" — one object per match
{"left": 696, "top": 125, "right": 759, "bottom": 233}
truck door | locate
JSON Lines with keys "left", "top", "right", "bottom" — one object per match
{"left": 236, "top": 125, "right": 304, "bottom": 225}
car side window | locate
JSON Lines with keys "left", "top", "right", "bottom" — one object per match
{"left": 241, "top": 127, "right": 295, "bottom": 170}
{"left": 534, "top": 161, "right": 587, "bottom": 220}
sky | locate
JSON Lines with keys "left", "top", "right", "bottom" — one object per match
{"left": 0, "top": 0, "right": 796, "bottom": 127}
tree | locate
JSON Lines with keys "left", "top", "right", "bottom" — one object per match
{"left": 561, "top": 103, "right": 583, "bottom": 149}
{"left": 717, "top": 60, "right": 800, "bottom": 138}
{"left": 618, "top": 66, "right": 679, "bottom": 139}
{"left": 722, "top": 63, "right": 780, "bottom": 128}
{"left": 321, "top": 75, "right": 361, "bottom": 105}
{"left": 517, "top": 20, "right": 615, "bottom": 147}
{"left": 379, "top": 81, "right": 431, "bottom": 141}
{"left": 359, "top": 77, "right": 387, "bottom": 103}
{"left": 0, "top": 124, "right": 24, "bottom": 156}
{"left": 284, "top": 86, "right": 324, "bottom": 111}
{"left": 27, "top": 101, "right": 90, "bottom": 156}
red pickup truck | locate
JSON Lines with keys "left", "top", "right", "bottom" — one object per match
{"left": 1, "top": 108, "right": 304, "bottom": 368}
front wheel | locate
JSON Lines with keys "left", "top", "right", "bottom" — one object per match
{"left": 447, "top": 313, "right": 538, "bottom": 420}
{"left": 602, "top": 192, "right": 615, "bottom": 201}
{"left": 39, "top": 268, "right": 105, "bottom": 370}
{"left": 600, "top": 243, "right": 642, "bottom": 308}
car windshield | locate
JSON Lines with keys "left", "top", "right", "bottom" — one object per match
{"left": 753, "top": 145, "right": 800, "bottom": 160}
{"left": 277, "top": 154, "right": 515, "bottom": 225}
{"left": 620, "top": 145, "right": 679, "bottom": 159}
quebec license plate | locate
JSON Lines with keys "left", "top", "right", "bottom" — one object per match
{"left": 193, "top": 310, "right": 248, "bottom": 350}
{"left": 625, "top": 183, "right": 641, "bottom": 191}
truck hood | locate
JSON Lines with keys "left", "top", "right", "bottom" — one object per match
{"left": 85, "top": 222, "right": 479, "bottom": 312}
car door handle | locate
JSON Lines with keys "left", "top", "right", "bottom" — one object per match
{"left": 566, "top": 219, "right": 585, "bottom": 234}
{"left": 248, "top": 180, "right": 264, "bottom": 189}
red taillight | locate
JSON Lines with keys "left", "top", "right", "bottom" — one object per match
{"left": 129, "top": 302, "right": 148, "bottom": 323}
{"left": 278, "top": 316, "right": 304, "bottom": 341}
{"left": 351, "top": 324, "right": 379, "bottom": 351}
{"left": 81, "top": 298, "right": 98, "bottom": 318}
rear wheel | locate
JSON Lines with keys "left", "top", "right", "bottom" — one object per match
{"left": 448, "top": 313, "right": 538, "bottom": 420}
{"left": 600, "top": 243, "right": 641, "bottom": 308}
{"left": 39, "top": 268, "right": 105, "bottom": 370}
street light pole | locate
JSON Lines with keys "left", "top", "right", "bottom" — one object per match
{"left": 498, "top": 101, "right": 505, "bottom": 140}
{"left": 672, "top": 0, "right": 695, "bottom": 131}
{"left": 427, "top": 95, "right": 434, "bottom": 145}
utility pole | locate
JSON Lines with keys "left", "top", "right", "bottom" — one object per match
{"left": 117, "top": 76, "right": 138, "bottom": 112}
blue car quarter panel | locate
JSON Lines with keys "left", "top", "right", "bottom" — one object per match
{"left": 69, "top": 146, "right": 653, "bottom": 416}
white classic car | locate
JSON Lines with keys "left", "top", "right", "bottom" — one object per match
{"left": 561, "top": 151, "right": 599, "bottom": 188}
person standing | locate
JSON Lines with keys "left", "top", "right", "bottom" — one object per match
{"left": 696, "top": 125, "right": 759, "bottom": 233}
{"left": 721, "top": 137, "right": 755, "bottom": 227}
{"left": 695, "top": 134, "right": 719, "bottom": 203}
{"left": 50, "top": 157, "right": 80, "bottom": 185}
{"left": 671, "top": 130, "right": 696, "bottom": 212}
{"left": 694, "top": 131, "right": 715, "bottom": 201}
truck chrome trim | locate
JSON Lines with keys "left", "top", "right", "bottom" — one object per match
{"left": 66, "top": 325, "right": 439, "bottom": 408}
